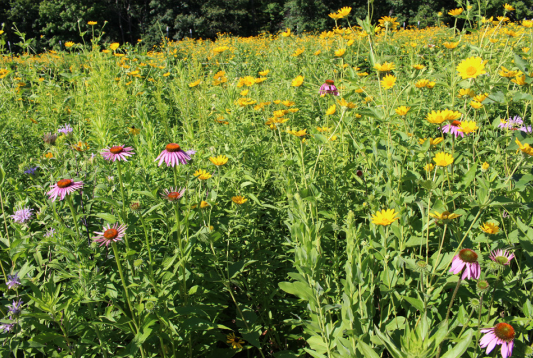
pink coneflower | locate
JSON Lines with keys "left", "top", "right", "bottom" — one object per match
{"left": 101, "top": 145, "right": 134, "bottom": 162}
{"left": 46, "top": 179, "right": 84, "bottom": 202}
{"left": 319, "top": 79, "right": 339, "bottom": 96}
{"left": 442, "top": 120, "right": 465, "bottom": 138}
{"left": 93, "top": 223, "right": 127, "bottom": 247}
{"left": 449, "top": 248, "right": 480, "bottom": 280}
{"left": 11, "top": 206, "right": 33, "bottom": 223}
{"left": 155, "top": 143, "right": 196, "bottom": 167}
{"left": 480, "top": 323, "right": 515, "bottom": 358}
{"left": 161, "top": 188, "right": 185, "bottom": 202}
{"left": 490, "top": 249, "right": 514, "bottom": 266}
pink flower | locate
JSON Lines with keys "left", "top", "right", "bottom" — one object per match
{"left": 480, "top": 323, "right": 515, "bottom": 358}
{"left": 319, "top": 80, "right": 339, "bottom": 96}
{"left": 442, "top": 120, "right": 464, "bottom": 138}
{"left": 449, "top": 248, "right": 480, "bottom": 280}
{"left": 46, "top": 179, "right": 84, "bottom": 202}
{"left": 161, "top": 188, "right": 185, "bottom": 202}
{"left": 93, "top": 223, "right": 127, "bottom": 247}
{"left": 490, "top": 249, "right": 514, "bottom": 266}
{"left": 155, "top": 143, "right": 196, "bottom": 167}
{"left": 101, "top": 145, "right": 134, "bottom": 162}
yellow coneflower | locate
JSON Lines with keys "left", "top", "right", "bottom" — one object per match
{"left": 381, "top": 74, "right": 396, "bottom": 90}
{"left": 374, "top": 62, "right": 395, "bottom": 72}
{"left": 226, "top": 333, "right": 245, "bottom": 349}
{"left": 443, "top": 41, "right": 459, "bottom": 49}
{"left": 458, "top": 120, "right": 479, "bottom": 134}
{"left": 456, "top": 57, "right": 487, "bottom": 79}
{"left": 334, "top": 48, "right": 346, "bottom": 57}
{"left": 371, "top": 209, "right": 399, "bottom": 226}
{"left": 481, "top": 222, "right": 499, "bottom": 234}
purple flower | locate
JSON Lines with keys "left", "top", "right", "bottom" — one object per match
{"left": 46, "top": 179, "right": 84, "bottom": 202}
{"left": 44, "top": 228, "right": 55, "bottom": 238}
{"left": 24, "top": 166, "right": 38, "bottom": 175}
{"left": 161, "top": 188, "right": 185, "bottom": 202}
{"left": 11, "top": 206, "right": 33, "bottom": 224}
{"left": 93, "top": 223, "right": 127, "bottom": 247}
{"left": 498, "top": 116, "right": 530, "bottom": 133}
{"left": 0, "top": 322, "right": 15, "bottom": 333}
{"left": 449, "top": 248, "right": 480, "bottom": 280}
{"left": 155, "top": 144, "right": 195, "bottom": 167}
{"left": 7, "top": 300, "right": 22, "bottom": 318}
{"left": 58, "top": 124, "right": 73, "bottom": 135}
{"left": 519, "top": 125, "right": 532, "bottom": 133}
{"left": 490, "top": 249, "right": 514, "bottom": 266}
{"left": 480, "top": 323, "right": 515, "bottom": 358}
{"left": 442, "top": 121, "right": 465, "bottom": 138}
{"left": 6, "top": 273, "right": 21, "bottom": 290}
{"left": 101, "top": 145, "right": 135, "bottom": 162}
{"left": 319, "top": 80, "right": 339, "bottom": 96}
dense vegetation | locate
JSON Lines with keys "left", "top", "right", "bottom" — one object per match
{"left": 1, "top": 3, "right": 533, "bottom": 358}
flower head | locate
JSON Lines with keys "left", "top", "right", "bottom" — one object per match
{"left": 11, "top": 206, "right": 33, "bottom": 224}
{"left": 93, "top": 223, "right": 127, "bottom": 247}
{"left": 481, "top": 162, "right": 490, "bottom": 171}
{"left": 442, "top": 121, "right": 465, "bottom": 138}
{"left": 326, "top": 105, "right": 336, "bottom": 115}
{"left": 381, "top": 74, "right": 396, "bottom": 90}
{"left": 395, "top": 106, "right": 410, "bottom": 116}
{"left": 456, "top": 57, "right": 487, "bottom": 79}
{"left": 481, "top": 222, "right": 499, "bottom": 234}
{"left": 515, "top": 138, "right": 533, "bottom": 156}
{"left": 232, "top": 196, "right": 247, "bottom": 205}
{"left": 6, "top": 273, "right": 21, "bottom": 290}
{"left": 374, "top": 62, "right": 395, "bottom": 72}
{"left": 371, "top": 209, "right": 399, "bottom": 226}
{"left": 209, "top": 155, "right": 228, "bottom": 166}
{"left": 334, "top": 48, "right": 346, "bottom": 57}
{"left": 194, "top": 169, "right": 212, "bottom": 180}
{"left": 88, "top": 21, "right": 97, "bottom": 25}
{"left": 24, "top": 166, "right": 38, "bottom": 175}
{"left": 101, "top": 145, "right": 134, "bottom": 162}
{"left": 503, "top": 3, "right": 515, "bottom": 11}
{"left": 378, "top": 16, "right": 399, "bottom": 28}
{"left": 480, "top": 323, "right": 515, "bottom": 358}
{"left": 44, "top": 228, "right": 56, "bottom": 237}
{"left": 227, "top": 332, "right": 245, "bottom": 349}
{"left": 443, "top": 41, "right": 459, "bottom": 49}
{"left": 281, "top": 28, "right": 291, "bottom": 37}
{"left": 448, "top": 8, "right": 464, "bottom": 16}
{"left": 47, "top": 179, "right": 84, "bottom": 202}
{"left": 7, "top": 300, "right": 23, "bottom": 318}
{"left": 155, "top": 144, "right": 196, "bottom": 167}
{"left": 291, "top": 75, "right": 304, "bottom": 87}
{"left": 337, "top": 6, "right": 351, "bottom": 17}
{"left": 109, "top": 43, "right": 120, "bottom": 51}
{"left": 459, "top": 120, "right": 479, "bottom": 134}
{"left": 161, "top": 188, "right": 185, "bottom": 202}
{"left": 490, "top": 249, "right": 514, "bottom": 266}
{"left": 426, "top": 110, "right": 446, "bottom": 124}
{"left": 450, "top": 248, "right": 480, "bottom": 280}
{"left": 423, "top": 163, "right": 435, "bottom": 172}
{"left": 433, "top": 152, "right": 454, "bottom": 167}
{"left": 0, "top": 323, "right": 15, "bottom": 333}
{"left": 319, "top": 80, "right": 339, "bottom": 96}
{"left": 429, "top": 211, "right": 461, "bottom": 221}
{"left": 58, "top": 124, "right": 73, "bottom": 135}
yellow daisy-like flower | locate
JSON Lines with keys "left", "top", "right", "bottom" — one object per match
{"left": 503, "top": 3, "right": 515, "bottom": 11}
{"left": 240, "top": 89, "right": 249, "bottom": 96}
{"left": 426, "top": 110, "right": 446, "bottom": 124}
{"left": 443, "top": 41, "right": 459, "bottom": 49}
{"left": 381, "top": 74, "right": 396, "bottom": 90}
{"left": 429, "top": 211, "right": 461, "bottom": 221}
{"left": 214, "top": 70, "right": 226, "bottom": 78}
{"left": 423, "top": 163, "right": 435, "bottom": 172}
{"left": 515, "top": 138, "right": 533, "bottom": 156}
{"left": 523, "top": 20, "right": 533, "bottom": 28}
{"left": 189, "top": 79, "right": 201, "bottom": 87}
{"left": 281, "top": 28, "right": 291, "bottom": 37}
{"left": 194, "top": 169, "right": 212, "bottom": 180}
{"left": 456, "top": 57, "right": 487, "bottom": 79}
{"left": 337, "top": 6, "right": 352, "bottom": 17}
{"left": 481, "top": 222, "right": 499, "bottom": 234}
{"left": 357, "top": 72, "right": 369, "bottom": 77}
{"left": 433, "top": 152, "right": 454, "bottom": 167}
{"left": 427, "top": 81, "right": 436, "bottom": 89}
{"left": 259, "top": 70, "right": 269, "bottom": 76}
{"left": 227, "top": 333, "right": 245, "bottom": 349}
{"left": 395, "top": 106, "right": 410, "bottom": 116}
{"left": 511, "top": 74, "right": 526, "bottom": 86}
{"left": 448, "top": 8, "right": 464, "bottom": 16}
{"left": 437, "top": 12, "right": 443, "bottom": 16}
{"left": 470, "top": 101, "right": 483, "bottom": 109}
{"left": 282, "top": 100, "right": 295, "bottom": 107}
{"left": 374, "top": 62, "right": 395, "bottom": 72}
{"left": 458, "top": 88, "right": 475, "bottom": 98}
{"left": 314, "top": 50, "right": 321, "bottom": 55}
{"left": 378, "top": 16, "right": 399, "bottom": 28}
{"left": 192, "top": 201, "right": 210, "bottom": 209}
{"left": 415, "top": 79, "right": 429, "bottom": 88}
{"left": 334, "top": 48, "right": 346, "bottom": 57}
{"left": 292, "top": 48, "right": 305, "bottom": 57}
{"left": 209, "top": 155, "right": 229, "bottom": 166}
{"left": 88, "top": 21, "right": 97, "bottom": 25}
{"left": 232, "top": 196, "right": 248, "bottom": 205}
{"left": 481, "top": 162, "right": 490, "bottom": 171}
{"left": 459, "top": 120, "right": 479, "bottom": 134}
{"left": 326, "top": 105, "right": 336, "bottom": 115}
{"left": 287, "top": 128, "right": 307, "bottom": 137}
{"left": 497, "top": 16, "right": 510, "bottom": 22}
{"left": 129, "top": 126, "right": 140, "bottom": 135}
{"left": 522, "top": 47, "right": 530, "bottom": 53}
{"left": 64, "top": 41, "right": 75, "bottom": 48}
{"left": 44, "top": 152, "right": 54, "bottom": 159}
{"left": 419, "top": 137, "right": 444, "bottom": 146}
{"left": 213, "top": 46, "right": 229, "bottom": 54}
{"left": 329, "top": 12, "right": 343, "bottom": 20}
{"left": 316, "top": 126, "right": 332, "bottom": 132}
{"left": 413, "top": 64, "right": 425, "bottom": 70}
{"left": 473, "top": 93, "right": 489, "bottom": 102}
{"left": 291, "top": 75, "right": 304, "bottom": 87}
{"left": 441, "top": 109, "right": 462, "bottom": 121}
{"left": 371, "top": 209, "right": 400, "bottom": 226}
{"left": 109, "top": 42, "right": 120, "bottom": 51}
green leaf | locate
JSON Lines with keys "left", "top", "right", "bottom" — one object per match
{"left": 95, "top": 213, "right": 117, "bottom": 224}
{"left": 513, "top": 92, "right": 533, "bottom": 102}
{"left": 440, "top": 330, "right": 473, "bottom": 358}
{"left": 402, "top": 295, "right": 424, "bottom": 311}
{"left": 461, "top": 164, "right": 477, "bottom": 188}
{"left": 241, "top": 330, "right": 261, "bottom": 348}
{"left": 357, "top": 341, "right": 381, "bottom": 358}
{"left": 278, "top": 281, "right": 317, "bottom": 304}
{"left": 513, "top": 53, "right": 529, "bottom": 74}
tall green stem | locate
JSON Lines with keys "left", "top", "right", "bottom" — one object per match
{"left": 111, "top": 242, "right": 139, "bottom": 332}
{"left": 66, "top": 195, "right": 80, "bottom": 238}
{"left": 173, "top": 165, "right": 187, "bottom": 303}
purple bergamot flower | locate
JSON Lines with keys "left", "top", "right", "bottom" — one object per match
{"left": 6, "top": 273, "right": 21, "bottom": 290}
{"left": 11, "top": 206, "right": 33, "bottom": 224}
{"left": 7, "top": 300, "right": 22, "bottom": 318}
{"left": 57, "top": 124, "right": 73, "bottom": 135}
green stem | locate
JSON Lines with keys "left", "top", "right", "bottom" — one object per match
{"left": 436, "top": 274, "right": 463, "bottom": 358}
{"left": 111, "top": 242, "right": 139, "bottom": 332}
{"left": 0, "top": 188, "right": 10, "bottom": 246}
{"left": 116, "top": 161, "right": 127, "bottom": 220}
{"left": 66, "top": 195, "right": 81, "bottom": 238}
{"left": 139, "top": 213, "right": 154, "bottom": 276}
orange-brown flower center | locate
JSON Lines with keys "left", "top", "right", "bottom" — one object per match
{"left": 103, "top": 228, "right": 118, "bottom": 239}
{"left": 494, "top": 323, "right": 515, "bottom": 341}
{"left": 325, "top": 79, "right": 335, "bottom": 85}
{"left": 452, "top": 120, "right": 461, "bottom": 126}
{"left": 459, "top": 248, "right": 478, "bottom": 263}
{"left": 466, "top": 66, "right": 477, "bottom": 76}
{"left": 109, "top": 146, "right": 124, "bottom": 154}
{"left": 167, "top": 192, "right": 181, "bottom": 200}
{"left": 57, "top": 179, "right": 73, "bottom": 188}
{"left": 166, "top": 143, "right": 181, "bottom": 152}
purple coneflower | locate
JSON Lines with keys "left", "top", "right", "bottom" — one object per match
{"left": 319, "top": 79, "right": 339, "bottom": 96}
{"left": 46, "top": 179, "right": 84, "bottom": 202}
{"left": 161, "top": 188, "right": 185, "bottom": 202}
{"left": 57, "top": 124, "right": 73, "bottom": 135}
{"left": 0, "top": 322, "right": 15, "bottom": 333}
{"left": 480, "top": 323, "right": 515, "bottom": 358}
{"left": 155, "top": 144, "right": 196, "bottom": 167}
{"left": 93, "top": 223, "right": 127, "bottom": 247}
{"left": 7, "top": 300, "right": 22, "bottom": 318}
{"left": 11, "top": 206, "right": 33, "bottom": 224}
{"left": 6, "top": 273, "right": 21, "bottom": 290}
{"left": 442, "top": 120, "right": 465, "bottom": 138}
{"left": 101, "top": 145, "right": 135, "bottom": 162}
{"left": 449, "top": 248, "right": 480, "bottom": 280}
{"left": 490, "top": 249, "right": 514, "bottom": 266}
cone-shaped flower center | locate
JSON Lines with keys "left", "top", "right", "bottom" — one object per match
{"left": 109, "top": 146, "right": 124, "bottom": 154}
{"left": 452, "top": 120, "right": 461, "bottom": 126}
{"left": 167, "top": 192, "right": 181, "bottom": 200}
{"left": 325, "top": 79, "right": 335, "bottom": 85}
{"left": 57, "top": 179, "right": 73, "bottom": 188}
{"left": 441, "top": 211, "right": 451, "bottom": 219}
{"left": 166, "top": 143, "right": 181, "bottom": 152}
{"left": 494, "top": 323, "right": 515, "bottom": 341}
{"left": 458, "top": 248, "right": 478, "bottom": 263}
{"left": 495, "top": 256, "right": 509, "bottom": 265}
{"left": 477, "top": 280, "right": 489, "bottom": 290}
{"left": 466, "top": 66, "right": 477, "bottom": 76}
{"left": 103, "top": 228, "right": 118, "bottom": 239}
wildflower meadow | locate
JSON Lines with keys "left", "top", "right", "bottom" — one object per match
{"left": 1, "top": 4, "right": 533, "bottom": 358}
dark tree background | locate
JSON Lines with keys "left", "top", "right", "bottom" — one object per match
{"left": 0, "top": 0, "right": 531, "bottom": 51}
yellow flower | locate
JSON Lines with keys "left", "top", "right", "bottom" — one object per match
{"left": 213, "top": 46, "right": 229, "bottom": 54}
{"left": 470, "top": 101, "right": 483, "bottom": 109}
{"left": 163, "top": 72, "right": 170, "bottom": 77}
{"left": 316, "top": 126, "right": 332, "bottom": 132}
{"left": 227, "top": 333, "right": 245, "bottom": 349}
{"left": 427, "top": 81, "right": 436, "bottom": 89}
{"left": 523, "top": 20, "right": 533, "bottom": 28}
{"left": 64, "top": 41, "right": 74, "bottom": 48}
{"left": 419, "top": 137, "right": 443, "bottom": 146}
{"left": 129, "top": 126, "right": 140, "bottom": 135}
{"left": 282, "top": 100, "right": 295, "bottom": 107}
{"left": 88, "top": 21, "right": 97, "bottom": 25}
{"left": 429, "top": 211, "right": 461, "bottom": 221}
{"left": 437, "top": 12, "right": 443, "bottom": 16}
{"left": 481, "top": 222, "right": 499, "bottom": 234}
{"left": 347, "top": 39, "right": 354, "bottom": 46}
{"left": 467, "top": 5, "right": 472, "bottom": 10}
{"left": 334, "top": 48, "right": 346, "bottom": 57}
{"left": 456, "top": 57, "right": 487, "bottom": 79}
{"left": 209, "top": 155, "right": 229, "bottom": 166}
{"left": 503, "top": 3, "right": 515, "bottom": 11}
{"left": 448, "top": 8, "right": 464, "bottom": 16}
{"left": 364, "top": 96, "right": 373, "bottom": 103}
{"left": 433, "top": 152, "right": 454, "bottom": 167}
{"left": 481, "top": 162, "right": 490, "bottom": 171}
{"left": 194, "top": 169, "right": 212, "bottom": 180}
{"left": 426, "top": 110, "right": 446, "bottom": 124}
{"left": 287, "top": 128, "right": 307, "bottom": 137}
{"left": 44, "top": 152, "right": 53, "bottom": 159}
{"left": 413, "top": 64, "right": 425, "bottom": 70}
{"left": 459, "top": 121, "right": 479, "bottom": 134}
{"left": 240, "top": 89, "right": 249, "bottom": 96}
{"left": 357, "top": 72, "right": 369, "bottom": 77}
{"left": 371, "top": 209, "right": 400, "bottom": 226}
{"left": 523, "top": 47, "right": 530, "bottom": 53}
{"left": 292, "top": 48, "right": 305, "bottom": 57}
{"left": 259, "top": 70, "right": 269, "bottom": 76}
{"left": 281, "top": 28, "right": 291, "bottom": 37}
{"left": 515, "top": 138, "right": 533, "bottom": 156}
{"left": 497, "top": 16, "right": 509, "bottom": 22}
{"left": 326, "top": 105, "right": 336, "bottom": 115}
{"left": 235, "top": 98, "right": 257, "bottom": 107}
{"left": 381, "top": 74, "right": 396, "bottom": 90}
{"left": 214, "top": 71, "right": 226, "bottom": 79}
{"left": 374, "top": 62, "right": 395, "bottom": 72}
{"left": 189, "top": 79, "right": 201, "bottom": 87}
{"left": 192, "top": 201, "right": 210, "bottom": 209}
{"left": 378, "top": 16, "right": 399, "bottom": 28}
{"left": 395, "top": 106, "right": 410, "bottom": 116}
{"left": 329, "top": 12, "right": 343, "bottom": 20}
{"left": 443, "top": 41, "right": 459, "bottom": 49}
{"left": 291, "top": 75, "right": 304, "bottom": 87}
{"left": 458, "top": 88, "right": 475, "bottom": 98}
{"left": 337, "top": 6, "right": 352, "bottom": 17}
{"left": 109, "top": 42, "right": 120, "bottom": 51}
{"left": 314, "top": 50, "right": 321, "bottom": 55}
{"left": 415, "top": 79, "right": 429, "bottom": 88}
{"left": 232, "top": 196, "right": 248, "bottom": 205}
{"left": 511, "top": 74, "right": 526, "bottom": 86}
{"left": 442, "top": 109, "right": 462, "bottom": 121}
{"left": 424, "top": 163, "right": 435, "bottom": 172}
{"left": 473, "top": 93, "right": 488, "bottom": 102}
